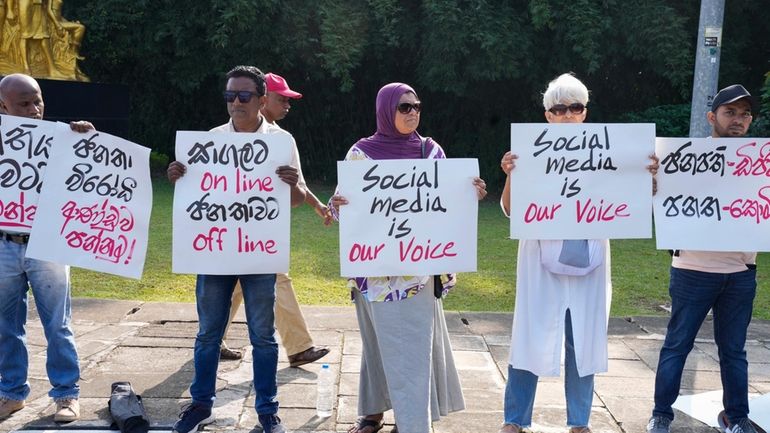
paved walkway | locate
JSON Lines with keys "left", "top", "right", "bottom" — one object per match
{"left": 1, "top": 298, "right": 769, "bottom": 433}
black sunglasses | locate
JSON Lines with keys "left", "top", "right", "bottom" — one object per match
{"left": 548, "top": 103, "right": 585, "bottom": 116}
{"left": 223, "top": 90, "right": 261, "bottom": 103}
{"left": 397, "top": 102, "right": 422, "bottom": 114}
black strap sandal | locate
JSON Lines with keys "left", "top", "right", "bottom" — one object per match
{"left": 350, "top": 417, "right": 384, "bottom": 433}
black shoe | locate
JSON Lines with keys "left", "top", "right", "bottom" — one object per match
{"left": 172, "top": 402, "right": 214, "bottom": 433}
{"left": 258, "top": 414, "right": 285, "bottom": 433}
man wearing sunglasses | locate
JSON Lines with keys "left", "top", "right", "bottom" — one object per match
{"left": 218, "top": 73, "right": 330, "bottom": 368}
{"left": 167, "top": 65, "right": 306, "bottom": 433}
{"left": 647, "top": 85, "right": 763, "bottom": 433}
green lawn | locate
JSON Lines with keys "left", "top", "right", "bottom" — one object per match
{"left": 72, "top": 182, "right": 770, "bottom": 319}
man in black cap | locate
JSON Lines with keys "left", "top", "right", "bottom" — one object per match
{"left": 647, "top": 84, "right": 763, "bottom": 433}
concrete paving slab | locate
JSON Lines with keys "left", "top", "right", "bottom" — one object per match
{"left": 136, "top": 321, "right": 200, "bottom": 337}
{"left": 277, "top": 363, "right": 331, "bottom": 385}
{"left": 76, "top": 340, "right": 115, "bottom": 359}
{"left": 594, "top": 375, "right": 655, "bottom": 399}
{"left": 337, "top": 373, "right": 359, "bottom": 397}
{"left": 66, "top": 298, "right": 143, "bottom": 323}
{"left": 607, "top": 340, "right": 639, "bottom": 360}
{"left": 456, "top": 387, "right": 503, "bottom": 412}
{"left": 748, "top": 362, "right": 770, "bottom": 382}
{"left": 340, "top": 355, "right": 360, "bottom": 374}
{"left": 5, "top": 301, "right": 770, "bottom": 433}
{"left": 608, "top": 316, "right": 646, "bottom": 336}
{"left": 488, "top": 344, "right": 510, "bottom": 364}
{"left": 301, "top": 306, "right": 360, "bottom": 331}
{"left": 452, "top": 351, "right": 497, "bottom": 371}
{"left": 306, "top": 329, "right": 344, "bottom": 347}
{"left": 342, "top": 331, "right": 362, "bottom": 355}
{"left": 76, "top": 323, "right": 141, "bottom": 342}
{"left": 24, "top": 324, "right": 47, "bottom": 348}
{"left": 457, "top": 368, "right": 506, "bottom": 390}
{"left": 126, "top": 302, "right": 199, "bottom": 323}
{"left": 432, "top": 410, "right": 504, "bottom": 433}
{"left": 443, "top": 311, "right": 472, "bottom": 334}
{"left": 89, "top": 346, "right": 195, "bottom": 373}
{"left": 460, "top": 312, "right": 512, "bottom": 335}
{"left": 484, "top": 334, "right": 512, "bottom": 346}
{"left": 448, "top": 334, "right": 487, "bottom": 351}
{"left": 696, "top": 340, "right": 770, "bottom": 364}
{"left": 679, "top": 370, "right": 726, "bottom": 391}
{"left": 605, "top": 359, "right": 657, "bottom": 379}
{"left": 78, "top": 372, "right": 195, "bottom": 398}
{"left": 747, "top": 321, "right": 770, "bottom": 342}
{"left": 120, "top": 336, "right": 196, "bottom": 348}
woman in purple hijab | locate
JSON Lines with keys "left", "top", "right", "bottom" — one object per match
{"left": 330, "top": 83, "right": 487, "bottom": 433}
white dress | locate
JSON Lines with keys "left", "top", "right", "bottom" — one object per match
{"left": 508, "top": 239, "right": 612, "bottom": 377}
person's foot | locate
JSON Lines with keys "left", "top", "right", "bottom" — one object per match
{"left": 724, "top": 418, "right": 762, "bottom": 433}
{"left": 288, "top": 346, "right": 330, "bottom": 368}
{"left": 499, "top": 424, "right": 523, "bottom": 433}
{"left": 258, "top": 414, "right": 286, "bottom": 433}
{"left": 172, "top": 402, "right": 214, "bottom": 433}
{"left": 219, "top": 346, "right": 243, "bottom": 360}
{"left": 719, "top": 410, "right": 766, "bottom": 433}
{"left": 348, "top": 414, "right": 384, "bottom": 433}
{"left": 647, "top": 416, "right": 672, "bottom": 433}
{"left": 54, "top": 398, "right": 80, "bottom": 423}
{"left": 0, "top": 397, "right": 25, "bottom": 419}
{"left": 570, "top": 427, "right": 592, "bottom": 433}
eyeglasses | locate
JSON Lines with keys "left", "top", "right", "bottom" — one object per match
{"left": 548, "top": 103, "right": 585, "bottom": 116}
{"left": 223, "top": 90, "right": 261, "bottom": 103}
{"left": 397, "top": 102, "right": 422, "bottom": 114}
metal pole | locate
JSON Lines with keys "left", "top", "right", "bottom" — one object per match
{"left": 689, "top": 0, "right": 725, "bottom": 137}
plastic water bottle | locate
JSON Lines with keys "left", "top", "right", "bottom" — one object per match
{"left": 316, "top": 363, "right": 334, "bottom": 418}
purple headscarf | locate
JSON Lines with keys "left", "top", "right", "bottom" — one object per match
{"left": 353, "top": 82, "right": 437, "bottom": 160}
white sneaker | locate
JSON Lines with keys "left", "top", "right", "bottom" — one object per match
{"left": 54, "top": 398, "right": 80, "bottom": 423}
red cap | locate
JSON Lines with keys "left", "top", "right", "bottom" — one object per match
{"left": 265, "top": 73, "right": 302, "bottom": 99}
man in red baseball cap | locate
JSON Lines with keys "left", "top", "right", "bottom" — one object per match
{"left": 262, "top": 73, "right": 302, "bottom": 122}
{"left": 219, "top": 72, "right": 332, "bottom": 369}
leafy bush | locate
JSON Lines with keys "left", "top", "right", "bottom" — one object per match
{"left": 61, "top": 0, "right": 770, "bottom": 190}
{"left": 750, "top": 71, "right": 770, "bottom": 137}
{"left": 620, "top": 104, "right": 691, "bottom": 137}
{"left": 149, "top": 151, "right": 169, "bottom": 178}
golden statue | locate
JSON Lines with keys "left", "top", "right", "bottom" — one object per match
{"left": 0, "top": 0, "right": 88, "bottom": 81}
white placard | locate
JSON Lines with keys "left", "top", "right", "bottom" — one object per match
{"left": 509, "top": 123, "right": 655, "bottom": 239}
{"left": 654, "top": 137, "right": 770, "bottom": 251}
{"left": 672, "top": 390, "right": 770, "bottom": 431}
{"left": 26, "top": 128, "right": 152, "bottom": 279}
{"left": 172, "top": 131, "right": 292, "bottom": 274}
{"left": 338, "top": 158, "right": 478, "bottom": 277}
{"left": 0, "top": 115, "right": 58, "bottom": 233}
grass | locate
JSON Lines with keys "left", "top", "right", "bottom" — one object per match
{"left": 71, "top": 182, "right": 770, "bottom": 320}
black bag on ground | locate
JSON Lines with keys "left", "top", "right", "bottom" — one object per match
{"left": 108, "top": 381, "right": 150, "bottom": 433}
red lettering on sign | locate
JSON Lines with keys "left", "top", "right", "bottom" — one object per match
{"left": 524, "top": 202, "right": 562, "bottom": 223}
{"left": 398, "top": 237, "right": 456, "bottom": 262}
{"left": 575, "top": 199, "right": 630, "bottom": 223}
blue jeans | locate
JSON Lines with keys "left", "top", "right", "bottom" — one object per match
{"left": 190, "top": 273, "right": 278, "bottom": 415}
{"left": 0, "top": 240, "right": 80, "bottom": 401}
{"left": 504, "top": 310, "right": 594, "bottom": 427}
{"left": 653, "top": 266, "right": 756, "bottom": 423}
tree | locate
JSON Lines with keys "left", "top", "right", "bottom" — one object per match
{"left": 63, "top": 0, "right": 770, "bottom": 190}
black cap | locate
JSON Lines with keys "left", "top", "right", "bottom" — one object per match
{"left": 711, "top": 84, "right": 759, "bottom": 114}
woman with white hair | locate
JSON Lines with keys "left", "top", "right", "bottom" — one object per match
{"left": 497, "top": 73, "right": 656, "bottom": 433}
